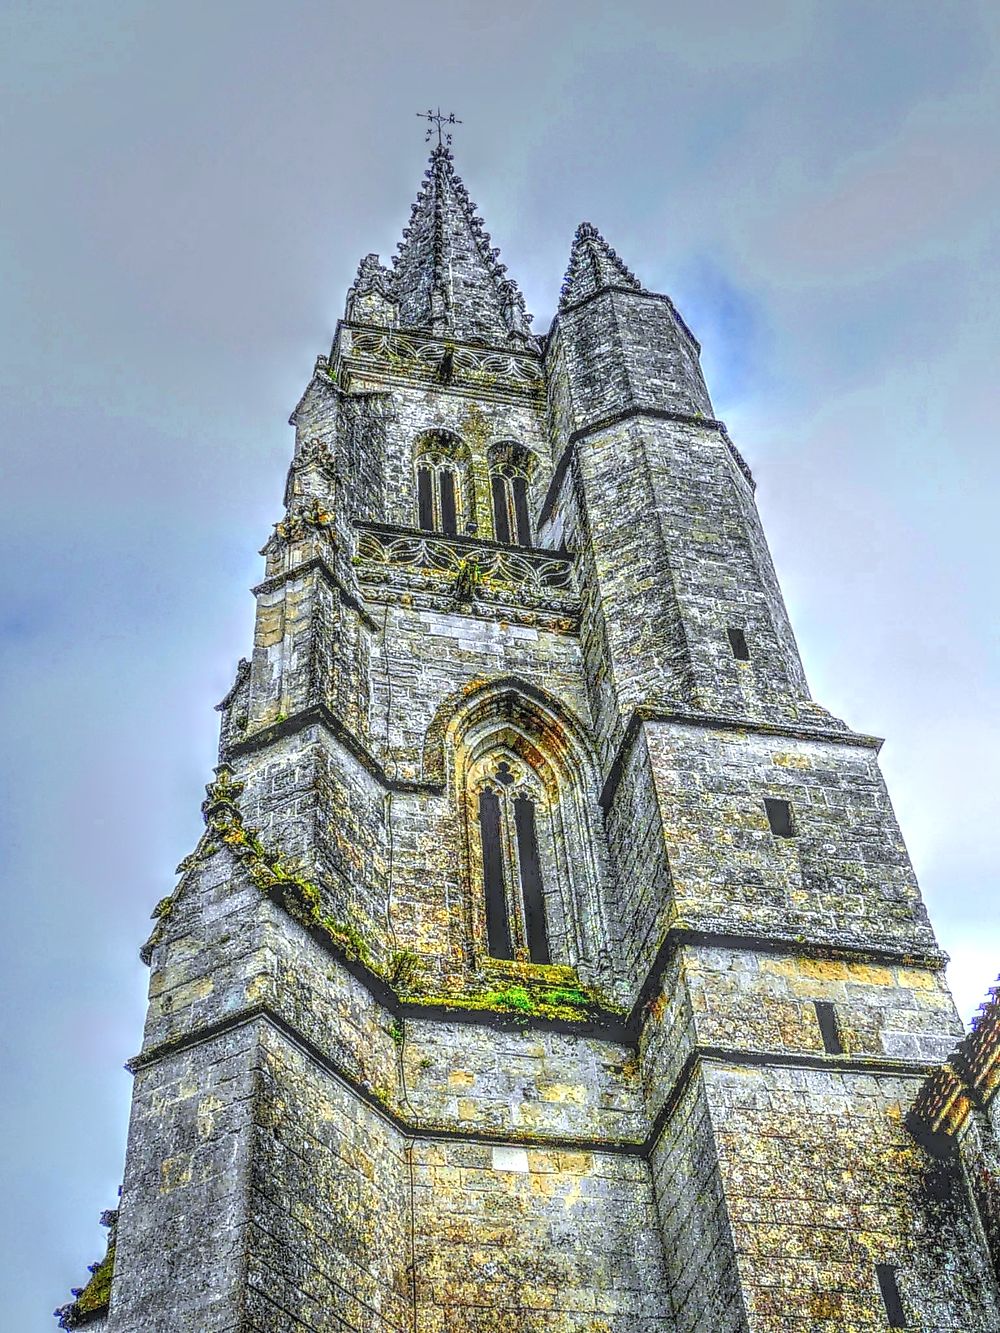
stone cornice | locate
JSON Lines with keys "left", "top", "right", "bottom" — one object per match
{"left": 251, "top": 554, "right": 380, "bottom": 632}
{"left": 647, "top": 1046, "right": 939, "bottom": 1158}
{"left": 128, "top": 1004, "right": 646, "bottom": 1155}
{"left": 627, "top": 926, "right": 948, "bottom": 1037}
{"left": 538, "top": 407, "right": 753, "bottom": 528}
{"left": 569, "top": 403, "right": 727, "bottom": 448}
{"left": 225, "top": 701, "right": 433, "bottom": 792}
{"left": 337, "top": 320, "right": 543, "bottom": 365}
{"left": 550, "top": 283, "right": 702, "bottom": 352}
{"left": 598, "top": 705, "right": 881, "bottom": 814}
{"left": 333, "top": 321, "right": 545, "bottom": 406}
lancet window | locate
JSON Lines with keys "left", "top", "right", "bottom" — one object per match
{"left": 439, "top": 684, "right": 613, "bottom": 982}
{"left": 487, "top": 442, "right": 536, "bottom": 547}
{"left": 477, "top": 759, "right": 550, "bottom": 963}
{"left": 415, "top": 431, "right": 472, "bottom": 537}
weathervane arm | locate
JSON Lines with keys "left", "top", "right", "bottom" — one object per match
{"left": 416, "top": 107, "right": 463, "bottom": 148}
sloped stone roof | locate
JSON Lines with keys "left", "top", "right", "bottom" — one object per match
{"left": 390, "top": 145, "right": 534, "bottom": 346}
{"left": 559, "top": 221, "right": 645, "bottom": 309}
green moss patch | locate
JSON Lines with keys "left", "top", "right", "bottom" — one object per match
{"left": 409, "top": 981, "right": 603, "bottom": 1025}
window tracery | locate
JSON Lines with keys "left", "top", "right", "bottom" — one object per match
{"left": 487, "top": 442, "right": 536, "bottom": 547}
{"left": 442, "top": 683, "right": 612, "bottom": 982}
{"left": 414, "top": 431, "right": 473, "bottom": 536}
{"left": 476, "top": 757, "right": 550, "bottom": 963}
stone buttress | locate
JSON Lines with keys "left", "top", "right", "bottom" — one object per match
{"left": 58, "top": 146, "right": 1000, "bottom": 1332}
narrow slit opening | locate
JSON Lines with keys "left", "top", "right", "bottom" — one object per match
{"left": 491, "top": 475, "right": 511, "bottom": 544}
{"left": 417, "top": 467, "right": 434, "bottom": 531}
{"left": 512, "top": 475, "right": 532, "bottom": 547}
{"left": 814, "top": 1000, "right": 844, "bottom": 1055}
{"left": 514, "top": 796, "right": 550, "bottom": 964}
{"left": 439, "top": 470, "right": 458, "bottom": 536}
{"left": 875, "top": 1263, "right": 906, "bottom": 1328}
{"left": 727, "top": 626, "right": 750, "bottom": 661}
{"left": 764, "top": 797, "right": 794, "bottom": 838}
{"left": 480, "top": 790, "right": 513, "bottom": 959}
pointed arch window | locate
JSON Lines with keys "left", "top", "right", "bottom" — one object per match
{"left": 415, "top": 431, "right": 472, "bottom": 536}
{"left": 487, "top": 442, "right": 536, "bottom": 547}
{"left": 476, "top": 759, "right": 550, "bottom": 963}
{"left": 443, "top": 686, "right": 614, "bottom": 980}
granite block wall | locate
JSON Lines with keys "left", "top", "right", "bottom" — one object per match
{"left": 411, "top": 1140, "right": 672, "bottom": 1331}
{"left": 109, "top": 1025, "right": 256, "bottom": 1331}
{"left": 643, "top": 720, "right": 938, "bottom": 957}
{"left": 705, "top": 1062, "right": 1000, "bottom": 1330}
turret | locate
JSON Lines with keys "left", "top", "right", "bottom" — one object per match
{"left": 542, "top": 222, "right": 820, "bottom": 762}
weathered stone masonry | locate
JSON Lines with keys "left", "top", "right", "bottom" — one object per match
{"left": 59, "top": 144, "right": 1000, "bottom": 1331}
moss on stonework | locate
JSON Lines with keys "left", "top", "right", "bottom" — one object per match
{"left": 388, "top": 948, "right": 422, "bottom": 991}
{"left": 75, "top": 1242, "right": 115, "bottom": 1314}
{"left": 220, "top": 824, "right": 372, "bottom": 966}
{"left": 56, "top": 1222, "right": 116, "bottom": 1329}
{"left": 410, "top": 981, "right": 605, "bottom": 1024}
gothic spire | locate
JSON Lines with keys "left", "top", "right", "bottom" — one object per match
{"left": 391, "top": 145, "right": 534, "bottom": 347}
{"left": 559, "top": 221, "right": 645, "bottom": 310}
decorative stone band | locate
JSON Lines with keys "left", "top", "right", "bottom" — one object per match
{"left": 907, "top": 977, "right": 1000, "bottom": 1154}
{"left": 354, "top": 523, "right": 579, "bottom": 614}
{"left": 338, "top": 324, "right": 544, "bottom": 398}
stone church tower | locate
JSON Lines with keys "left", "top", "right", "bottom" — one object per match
{"left": 59, "top": 144, "right": 1000, "bottom": 1331}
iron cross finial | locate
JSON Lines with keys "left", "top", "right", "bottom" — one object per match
{"left": 417, "top": 107, "right": 462, "bottom": 148}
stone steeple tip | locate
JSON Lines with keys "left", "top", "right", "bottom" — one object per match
{"left": 559, "top": 221, "right": 645, "bottom": 310}
{"left": 390, "top": 144, "right": 536, "bottom": 348}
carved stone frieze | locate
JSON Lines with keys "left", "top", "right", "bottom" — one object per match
{"left": 343, "top": 327, "right": 544, "bottom": 398}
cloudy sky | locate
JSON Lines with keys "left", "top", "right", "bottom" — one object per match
{"left": 2, "top": 0, "right": 999, "bottom": 1325}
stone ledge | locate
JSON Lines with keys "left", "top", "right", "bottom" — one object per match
{"left": 251, "top": 554, "right": 380, "bottom": 631}
{"left": 224, "top": 703, "right": 437, "bottom": 793}
{"left": 648, "top": 1045, "right": 939, "bottom": 1156}
{"left": 127, "top": 1004, "right": 940, "bottom": 1165}
{"left": 599, "top": 705, "right": 881, "bottom": 813}
{"left": 551, "top": 283, "right": 702, "bottom": 352}
{"left": 628, "top": 927, "right": 948, "bottom": 1035}
{"left": 128, "top": 1005, "right": 646, "bottom": 1156}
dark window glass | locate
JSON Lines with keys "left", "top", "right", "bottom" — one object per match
{"left": 512, "top": 475, "right": 532, "bottom": 547}
{"left": 491, "top": 475, "right": 511, "bottom": 544}
{"left": 514, "top": 797, "right": 549, "bottom": 964}
{"left": 814, "top": 1001, "right": 844, "bottom": 1055}
{"left": 417, "top": 467, "right": 434, "bottom": 531}
{"left": 764, "top": 797, "right": 794, "bottom": 838}
{"left": 439, "top": 470, "right": 458, "bottom": 536}
{"left": 727, "top": 627, "right": 750, "bottom": 661}
{"left": 479, "top": 791, "right": 512, "bottom": 959}
{"left": 875, "top": 1264, "right": 906, "bottom": 1328}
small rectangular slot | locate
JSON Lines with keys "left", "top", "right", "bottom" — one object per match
{"left": 764, "top": 797, "right": 794, "bottom": 837}
{"left": 439, "top": 470, "right": 458, "bottom": 536}
{"left": 727, "top": 627, "right": 750, "bottom": 660}
{"left": 814, "top": 1000, "right": 844, "bottom": 1055}
{"left": 875, "top": 1263, "right": 906, "bottom": 1328}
